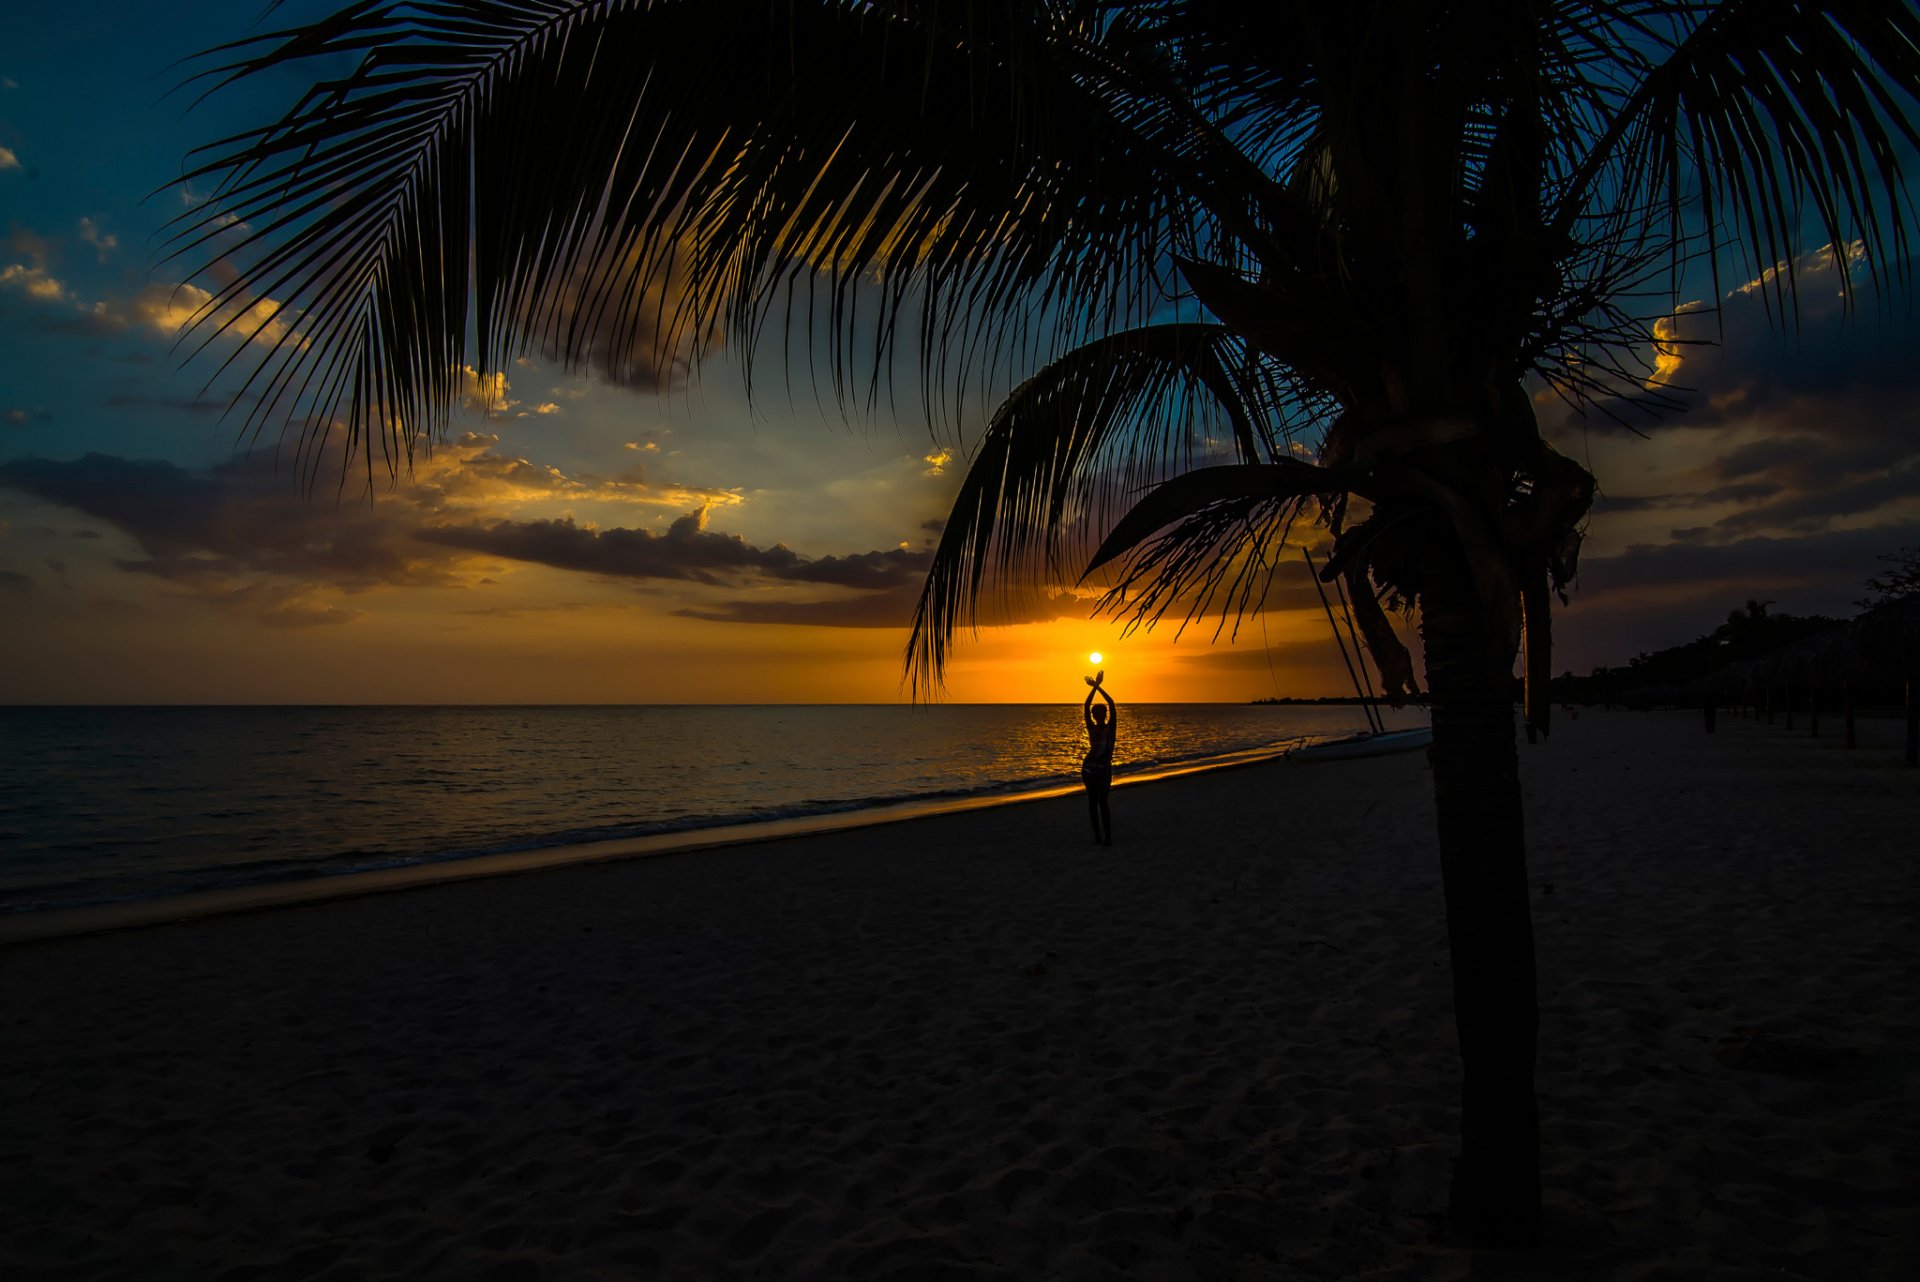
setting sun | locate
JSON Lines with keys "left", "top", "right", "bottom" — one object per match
{"left": 1088, "top": 651, "right": 1103, "bottom": 665}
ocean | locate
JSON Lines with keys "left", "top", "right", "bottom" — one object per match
{"left": 0, "top": 703, "right": 1424, "bottom": 915}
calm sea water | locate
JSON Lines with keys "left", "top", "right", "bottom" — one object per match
{"left": 0, "top": 704, "right": 1422, "bottom": 914}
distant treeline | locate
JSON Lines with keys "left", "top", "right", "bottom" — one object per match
{"left": 1547, "top": 600, "right": 1851, "bottom": 705}
{"left": 1255, "top": 599, "right": 1902, "bottom": 708}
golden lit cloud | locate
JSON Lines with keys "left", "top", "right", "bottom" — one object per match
{"left": 1732, "top": 240, "right": 1865, "bottom": 298}
{"left": 0, "top": 262, "right": 66, "bottom": 302}
{"left": 414, "top": 432, "right": 743, "bottom": 513}
{"left": 132, "top": 281, "right": 300, "bottom": 350}
{"left": 1646, "top": 313, "right": 1684, "bottom": 387}
{"left": 0, "top": 146, "right": 19, "bottom": 171}
{"left": 923, "top": 448, "right": 953, "bottom": 476}
{"left": 455, "top": 364, "right": 515, "bottom": 414}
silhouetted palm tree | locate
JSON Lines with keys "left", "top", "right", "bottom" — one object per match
{"left": 179, "top": 0, "right": 1920, "bottom": 1247}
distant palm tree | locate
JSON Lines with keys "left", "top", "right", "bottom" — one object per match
{"left": 180, "top": 0, "right": 1920, "bottom": 1247}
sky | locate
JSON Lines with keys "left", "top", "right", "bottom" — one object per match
{"left": 2, "top": 3, "right": 1918, "bottom": 704}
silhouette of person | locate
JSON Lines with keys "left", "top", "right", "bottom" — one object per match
{"left": 1082, "top": 671, "right": 1117, "bottom": 846}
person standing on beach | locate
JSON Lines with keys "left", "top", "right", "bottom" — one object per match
{"left": 1082, "top": 672, "right": 1117, "bottom": 847}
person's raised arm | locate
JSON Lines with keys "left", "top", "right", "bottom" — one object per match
{"left": 1097, "top": 684, "right": 1117, "bottom": 732}
{"left": 1084, "top": 683, "right": 1100, "bottom": 732}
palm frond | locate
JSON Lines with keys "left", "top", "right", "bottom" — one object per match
{"left": 1557, "top": 0, "right": 1920, "bottom": 316}
{"left": 905, "top": 321, "right": 1277, "bottom": 690}
{"left": 1083, "top": 460, "right": 1351, "bottom": 574}
{"left": 172, "top": 0, "right": 1201, "bottom": 476}
{"left": 1090, "top": 490, "right": 1302, "bottom": 649}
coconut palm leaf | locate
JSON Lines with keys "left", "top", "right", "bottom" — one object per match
{"left": 170, "top": 1, "right": 1214, "bottom": 473}
{"left": 903, "top": 321, "right": 1295, "bottom": 689}
{"left": 1558, "top": 0, "right": 1920, "bottom": 314}
{"left": 1082, "top": 460, "right": 1351, "bottom": 576}
{"left": 1066, "top": 458, "right": 1354, "bottom": 652}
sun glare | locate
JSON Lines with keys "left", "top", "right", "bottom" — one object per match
{"left": 1088, "top": 651, "right": 1103, "bottom": 664}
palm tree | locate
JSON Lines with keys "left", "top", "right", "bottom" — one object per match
{"left": 178, "top": 0, "right": 1920, "bottom": 1247}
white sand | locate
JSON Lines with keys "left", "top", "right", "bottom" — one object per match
{"left": 2, "top": 709, "right": 1915, "bottom": 1280}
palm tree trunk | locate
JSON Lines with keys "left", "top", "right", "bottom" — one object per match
{"left": 1416, "top": 536, "right": 1543, "bottom": 1248}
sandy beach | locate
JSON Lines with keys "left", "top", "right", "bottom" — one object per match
{"left": 3, "top": 709, "right": 1915, "bottom": 1280}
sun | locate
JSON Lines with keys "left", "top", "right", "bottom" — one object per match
{"left": 1088, "top": 651, "right": 1103, "bottom": 665}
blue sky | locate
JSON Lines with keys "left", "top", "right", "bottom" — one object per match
{"left": 3, "top": 3, "right": 1919, "bottom": 703}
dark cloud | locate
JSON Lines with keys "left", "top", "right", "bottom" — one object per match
{"left": 0, "top": 569, "right": 32, "bottom": 590}
{"left": 418, "top": 510, "right": 804, "bottom": 585}
{"left": 1596, "top": 480, "right": 1784, "bottom": 513}
{"left": 782, "top": 546, "right": 932, "bottom": 590}
{"left": 1592, "top": 492, "right": 1667, "bottom": 513}
{"left": 1699, "top": 481, "right": 1783, "bottom": 505}
{"left": 1712, "top": 463, "right": 1920, "bottom": 535}
{"left": 0, "top": 449, "right": 947, "bottom": 628}
{"left": 0, "top": 452, "right": 453, "bottom": 591}
{"left": 1715, "top": 436, "right": 1829, "bottom": 480}
{"left": 1545, "top": 253, "right": 1920, "bottom": 440}
{"left": 1573, "top": 523, "right": 1920, "bottom": 602}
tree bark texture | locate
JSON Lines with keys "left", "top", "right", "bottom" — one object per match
{"left": 1415, "top": 534, "right": 1543, "bottom": 1248}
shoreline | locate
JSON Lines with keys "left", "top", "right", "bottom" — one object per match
{"left": 0, "top": 737, "right": 1313, "bottom": 948}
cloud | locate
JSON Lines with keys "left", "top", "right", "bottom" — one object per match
{"left": 780, "top": 545, "right": 933, "bottom": 590}
{"left": 76, "top": 217, "right": 117, "bottom": 263}
{"left": 1595, "top": 481, "right": 1783, "bottom": 513}
{"left": 512, "top": 245, "right": 705, "bottom": 392}
{"left": 413, "top": 506, "right": 938, "bottom": 595}
{"left": 0, "top": 439, "right": 947, "bottom": 630}
{"left": 130, "top": 281, "right": 299, "bottom": 350}
{"left": 0, "top": 226, "right": 301, "bottom": 353}
{"left": 1547, "top": 246, "right": 1920, "bottom": 438}
{"left": 0, "top": 146, "right": 18, "bottom": 171}
{"left": 0, "top": 453, "right": 455, "bottom": 596}
{"left": 417, "top": 509, "right": 797, "bottom": 584}
{"left": 0, "top": 569, "right": 32, "bottom": 592}
{"left": 414, "top": 432, "right": 741, "bottom": 512}
{"left": 923, "top": 449, "right": 953, "bottom": 476}
{"left": 5, "top": 407, "right": 52, "bottom": 427}
{"left": 1712, "top": 463, "right": 1920, "bottom": 536}
{"left": 456, "top": 365, "right": 514, "bottom": 414}
{"left": 1573, "top": 524, "right": 1920, "bottom": 601}
{"left": 0, "top": 261, "right": 66, "bottom": 302}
